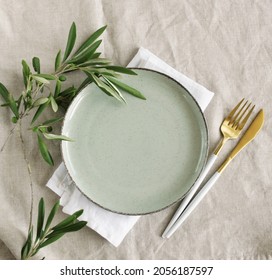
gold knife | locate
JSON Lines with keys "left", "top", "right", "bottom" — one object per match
{"left": 163, "top": 109, "right": 265, "bottom": 238}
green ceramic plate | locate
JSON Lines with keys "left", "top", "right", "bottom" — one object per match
{"left": 61, "top": 69, "right": 208, "bottom": 215}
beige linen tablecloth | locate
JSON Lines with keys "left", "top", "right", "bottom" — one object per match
{"left": 0, "top": 0, "right": 271, "bottom": 260}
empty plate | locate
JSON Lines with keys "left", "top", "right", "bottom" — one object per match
{"left": 61, "top": 69, "right": 208, "bottom": 215}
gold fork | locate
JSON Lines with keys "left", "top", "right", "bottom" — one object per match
{"left": 213, "top": 98, "right": 255, "bottom": 155}
{"left": 162, "top": 98, "right": 255, "bottom": 238}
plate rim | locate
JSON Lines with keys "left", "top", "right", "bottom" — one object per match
{"left": 61, "top": 68, "right": 209, "bottom": 215}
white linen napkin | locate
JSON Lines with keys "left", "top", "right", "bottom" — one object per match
{"left": 46, "top": 47, "right": 214, "bottom": 247}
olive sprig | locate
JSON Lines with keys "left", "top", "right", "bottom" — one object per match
{"left": 0, "top": 22, "right": 145, "bottom": 259}
{"left": 0, "top": 22, "right": 145, "bottom": 165}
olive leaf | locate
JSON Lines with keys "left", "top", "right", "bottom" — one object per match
{"left": 0, "top": 83, "right": 19, "bottom": 118}
{"left": 54, "top": 80, "right": 62, "bottom": 98}
{"left": 32, "top": 75, "right": 50, "bottom": 84}
{"left": 91, "top": 52, "right": 101, "bottom": 59}
{"left": 32, "top": 57, "right": 41, "bottom": 74}
{"left": 48, "top": 221, "right": 87, "bottom": 237}
{"left": 55, "top": 50, "right": 62, "bottom": 71}
{"left": 68, "top": 40, "right": 102, "bottom": 64}
{"left": 31, "top": 101, "right": 50, "bottom": 124}
{"left": 88, "top": 67, "right": 120, "bottom": 78}
{"left": 43, "top": 201, "right": 59, "bottom": 233}
{"left": 43, "top": 133, "right": 73, "bottom": 141}
{"left": 22, "top": 60, "right": 31, "bottom": 88}
{"left": 42, "top": 117, "right": 64, "bottom": 126}
{"left": 105, "top": 76, "right": 146, "bottom": 100}
{"left": 37, "top": 133, "right": 54, "bottom": 166}
{"left": 21, "top": 226, "right": 33, "bottom": 260}
{"left": 78, "top": 58, "right": 111, "bottom": 67}
{"left": 103, "top": 76, "right": 123, "bottom": 96}
{"left": 74, "top": 25, "right": 107, "bottom": 56}
{"left": 36, "top": 198, "right": 45, "bottom": 240}
{"left": 104, "top": 66, "right": 137, "bottom": 75}
{"left": 32, "top": 97, "right": 49, "bottom": 107}
{"left": 57, "top": 86, "right": 77, "bottom": 98}
{"left": 50, "top": 96, "right": 58, "bottom": 112}
{"left": 63, "top": 22, "right": 76, "bottom": 62}
{"left": 86, "top": 72, "right": 126, "bottom": 103}
{"left": 51, "top": 210, "right": 84, "bottom": 232}
{"left": 37, "top": 233, "right": 65, "bottom": 249}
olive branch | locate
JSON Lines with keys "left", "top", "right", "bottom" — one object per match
{"left": 0, "top": 22, "right": 145, "bottom": 259}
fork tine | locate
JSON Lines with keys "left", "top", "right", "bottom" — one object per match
{"left": 230, "top": 100, "right": 249, "bottom": 125}
{"left": 226, "top": 98, "right": 245, "bottom": 122}
{"left": 232, "top": 102, "right": 251, "bottom": 128}
{"left": 238, "top": 104, "right": 255, "bottom": 130}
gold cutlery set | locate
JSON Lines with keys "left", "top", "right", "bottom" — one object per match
{"left": 162, "top": 99, "right": 265, "bottom": 238}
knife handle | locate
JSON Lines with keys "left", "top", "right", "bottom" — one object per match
{"left": 163, "top": 171, "right": 221, "bottom": 238}
{"left": 162, "top": 154, "right": 217, "bottom": 238}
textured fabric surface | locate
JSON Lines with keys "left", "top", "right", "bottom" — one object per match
{"left": 0, "top": 0, "right": 271, "bottom": 260}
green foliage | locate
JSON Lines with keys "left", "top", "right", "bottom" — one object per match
{"left": 21, "top": 198, "right": 87, "bottom": 260}
{"left": 0, "top": 22, "right": 146, "bottom": 260}
{"left": 0, "top": 22, "right": 146, "bottom": 166}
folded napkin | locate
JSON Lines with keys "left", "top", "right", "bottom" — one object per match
{"left": 46, "top": 47, "right": 214, "bottom": 247}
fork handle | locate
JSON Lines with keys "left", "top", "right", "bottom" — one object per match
{"left": 163, "top": 171, "right": 221, "bottom": 238}
{"left": 214, "top": 136, "right": 229, "bottom": 155}
{"left": 162, "top": 153, "right": 217, "bottom": 238}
